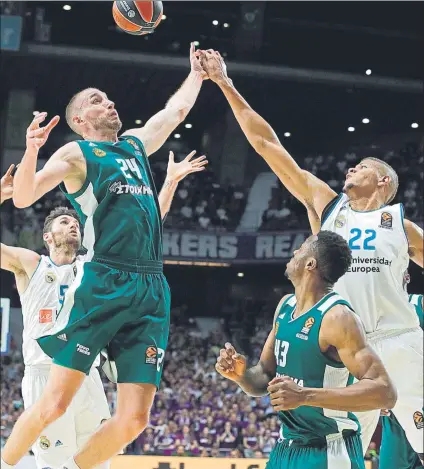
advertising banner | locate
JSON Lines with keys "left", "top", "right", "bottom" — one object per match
{"left": 163, "top": 230, "right": 309, "bottom": 264}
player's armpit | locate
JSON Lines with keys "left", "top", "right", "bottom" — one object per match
{"left": 404, "top": 219, "right": 423, "bottom": 267}
{"left": 0, "top": 243, "right": 40, "bottom": 278}
{"left": 14, "top": 142, "right": 83, "bottom": 208}
{"left": 307, "top": 306, "right": 397, "bottom": 412}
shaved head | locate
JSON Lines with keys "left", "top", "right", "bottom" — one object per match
{"left": 65, "top": 88, "right": 98, "bottom": 135}
{"left": 361, "top": 157, "right": 399, "bottom": 203}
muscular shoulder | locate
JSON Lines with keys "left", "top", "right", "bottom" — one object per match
{"left": 57, "top": 141, "right": 84, "bottom": 164}
{"left": 321, "top": 304, "right": 366, "bottom": 346}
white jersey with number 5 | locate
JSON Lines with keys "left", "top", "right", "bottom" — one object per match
{"left": 19, "top": 255, "right": 84, "bottom": 366}
{"left": 321, "top": 193, "right": 419, "bottom": 333}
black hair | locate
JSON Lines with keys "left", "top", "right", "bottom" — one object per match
{"left": 312, "top": 230, "right": 352, "bottom": 286}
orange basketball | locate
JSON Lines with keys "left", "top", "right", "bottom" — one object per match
{"left": 112, "top": 1, "right": 163, "bottom": 36}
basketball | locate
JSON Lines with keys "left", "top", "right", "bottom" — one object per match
{"left": 112, "top": 1, "right": 163, "bottom": 36}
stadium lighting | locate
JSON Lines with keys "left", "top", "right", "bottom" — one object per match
{"left": 237, "top": 272, "right": 244, "bottom": 278}
{"left": 193, "top": 41, "right": 200, "bottom": 46}
{"left": 284, "top": 132, "right": 291, "bottom": 137}
{"left": 185, "top": 123, "right": 192, "bottom": 129}
{"left": 162, "top": 14, "right": 167, "bottom": 20}
{"left": 223, "top": 23, "right": 230, "bottom": 28}
{"left": 365, "top": 69, "right": 372, "bottom": 75}
{"left": 63, "top": 4, "right": 71, "bottom": 11}
{"left": 135, "top": 119, "right": 142, "bottom": 125}
{"left": 348, "top": 127, "right": 355, "bottom": 132}
{"left": 411, "top": 123, "right": 419, "bottom": 129}
{"left": 174, "top": 133, "right": 181, "bottom": 139}
{"left": 212, "top": 20, "right": 219, "bottom": 26}
{"left": 362, "top": 118, "right": 370, "bottom": 124}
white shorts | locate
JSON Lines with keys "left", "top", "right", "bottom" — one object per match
{"left": 355, "top": 328, "right": 424, "bottom": 455}
{"left": 22, "top": 364, "right": 111, "bottom": 469}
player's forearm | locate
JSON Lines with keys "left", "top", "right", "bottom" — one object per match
{"left": 12, "top": 148, "right": 38, "bottom": 208}
{"left": 303, "top": 377, "right": 397, "bottom": 412}
{"left": 165, "top": 71, "right": 204, "bottom": 121}
{"left": 158, "top": 178, "right": 179, "bottom": 221}
{"left": 237, "top": 363, "right": 273, "bottom": 397}
{"left": 217, "top": 78, "right": 281, "bottom": 153}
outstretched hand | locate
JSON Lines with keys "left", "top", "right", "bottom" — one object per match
{"left": 26, "top": 112, "right": 60, "bottom": 152}
{"left": 197, "top": 49, "right": 229, "bottom": 84}
{"left": 0, "top": 164, "right": 15, "bottom": 204}
{"left": 190, "top": 42, "right": 209, "bottom": 80}
{"left": 166, "top": 150, "right": 208, "bottom": 183}
{"left": 215, "top": 342, "right": 247, "bottom": 383}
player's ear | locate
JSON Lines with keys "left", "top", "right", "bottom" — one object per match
{"left": 377, "top": 175, "right": 390, "bottom": 187}
{"left": 305, "top": 257, "right": 317, "bottom": 271}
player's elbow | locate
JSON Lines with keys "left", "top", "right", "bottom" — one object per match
{"left": 379, "top": 378, "right": 397, "bottom": 409}
{"left": 12, "top": 194, "right": 32, "bottom": 209}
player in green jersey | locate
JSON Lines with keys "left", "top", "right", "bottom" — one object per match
{"left": 1, "top": 44, "right": 207, "bottom": 469}
{"left": 216, "top": 231, "right": 396, "bottom": 469}
{"left": 379, "top": 271, "right": 423, "bottom": 469}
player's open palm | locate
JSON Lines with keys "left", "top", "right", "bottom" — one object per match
{"left": 0, "top": 164, "right": 15, "bottom": 203}
{"left": 26, "top": 112, "right": 60, "bottom": 152}
{"left": 166, "top": 150, "right": 208, "bottom": 183}
{"left": 216, "top": 343, "right": 246, "bottom": 383}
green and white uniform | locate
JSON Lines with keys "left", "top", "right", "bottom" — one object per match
{"left": 379, "top": 294, "right": 423, "bottom": 469}
{"left": 266, "top": 292, "right": 365, "bottom": 469}
{"left": 38, "top": 136, "right": 171, "bottom": 386}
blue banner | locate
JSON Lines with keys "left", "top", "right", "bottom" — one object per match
{"left": 163, "top": 230, "right": 310, "bottom": 264}
{"left": 1, "top": 15, "right": 23, "bottom": 51}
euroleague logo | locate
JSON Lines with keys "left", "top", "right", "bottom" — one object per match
{"left": 145, "top": 345, "right": 158, "bottom": 365}
{"left": 413, "top": 411, "right": 423, "bottom": 430}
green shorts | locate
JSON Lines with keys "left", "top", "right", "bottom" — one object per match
{"left": 266, "top": 434, "right": 365, "bottom": 469}
{"left": 380, "top": 415, "right": 423, "bottom": 469}
{"left": 37, "top": 257, "right": 171, "bottom": 388}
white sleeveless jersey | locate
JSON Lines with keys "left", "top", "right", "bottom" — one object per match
{"left": 20, "top": 255, "right": 85, "bottom": 366}
{"left": 321, "top": 193, "right": 419, "bottom": 333}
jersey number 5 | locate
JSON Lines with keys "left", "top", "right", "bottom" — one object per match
{"left": 348, "top": 228, "right": 376, "bottom": 251}
{"left": 116, "top": 158, "right": 142, "bottom": 180}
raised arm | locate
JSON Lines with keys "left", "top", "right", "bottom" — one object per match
{"left": 268, "top": 306, "right": 396, "bottom": 412}
{"left": 13, "top": 113, "right": 84, "bottom": 208}
{"left": 158, "top": 150, "right": 207, "bottom": 221}
{"left": 215, "top": 295, "right": 289, "bottom": 397}
{"left": 123, "top": 43, "right": 206, "bottom": 157}
{"left": 200, "top": 50, "right": 337, "bottom": 218}
{"left": 404, "top": 219, "right": 423, "bottom": 267}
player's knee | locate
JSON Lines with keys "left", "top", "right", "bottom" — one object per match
{"left": 36, "top": 396, "right": 69, "bottom": 424}
{"left": 119, "top": 411, "right": 150, "bottom": 441}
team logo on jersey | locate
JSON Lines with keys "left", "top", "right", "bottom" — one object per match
{"left": 379, "top": 212, "right": 393, "bottom": 229}
{"left": 39, "top": 309, "right": 53, "bottom": 324}
{"left": 413, "top": 411, "right": 423, "bottom": 429}
{"left": 126, "top": 138, "right": 140, "bottom": 151}
{"left": 39, "top": 435, "right": 50, "bottom": 449}
{"left": 145, "top": 346, "right": 158, "bottom": 365}
{"left": 93, "top": 148, "right": 106, "bottom": 157}
{"left": 109, "top": 181, "right": 153, "bottom": 196}
{"left": 45, "top": 272, "right": 56, "bottom": 283}
{"left": 296, "top": 317, "right": 315, "bottom": 341}
{"left": 335, "top": 214, "right": 346, "bottom": 228}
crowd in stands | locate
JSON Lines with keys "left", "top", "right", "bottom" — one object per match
{"left": 260, "top": 141, "right": 423, "bottom": 231}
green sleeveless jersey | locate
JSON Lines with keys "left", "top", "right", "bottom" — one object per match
{"left": 273, "top": 292, "right": 360, "bottom": 445}
{"left": 409, "top": 294, "right": 424, "bottom": 329}
{"left": 60, "top": 136, "right": 162, "bottom": 264}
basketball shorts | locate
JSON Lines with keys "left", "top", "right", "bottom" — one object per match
{"left": 380, "top": 414, "right": 423, "bottom": 469}
{"left": 37, "top": 257, "right": 171, "bottom": 387}
{"left": 266, "top": 434, "right": 364, "bottom": 469}
{"left": 354, "top": 328, "right": 424, "bottom": 456}
{"left": 22, "top": 364, "right": 111, "bottom": 469}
